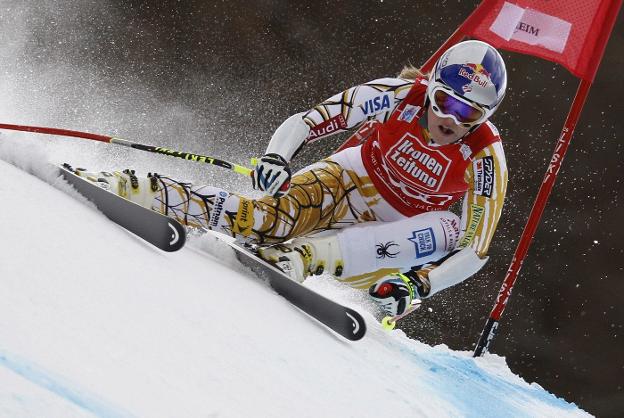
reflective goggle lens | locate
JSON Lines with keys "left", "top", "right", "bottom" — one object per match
{"left": 433, "top": 90, "right": 484, "bottom": 125}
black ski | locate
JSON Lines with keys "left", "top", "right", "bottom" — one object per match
{"left": 60, "top": 165, "right": 186, "bottom": 252}
{"left": 220, "top": 237, "right": 366, "bottom": 341}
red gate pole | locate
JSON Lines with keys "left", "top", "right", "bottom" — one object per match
{"left": 473, "top": 78, "right": 592, "bottom": 356}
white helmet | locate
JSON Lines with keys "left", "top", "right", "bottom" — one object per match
{"left": 427, "top": 40, "right": 507, "bottom": 127}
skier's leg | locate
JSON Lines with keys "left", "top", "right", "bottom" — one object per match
{"left": 68, "top": 166, "right": 234, "bottom": 231}
{"left": 261, "top": 211, "right": 461, "bottom": 285}
{"left": 335, "top": 211, "right": 461, "bottom": 288}
{"left": 150, "top": 159, "right": 374, "bottom": 242}
{"left": 66, "top": 166, "right": 235, "bottom": 231}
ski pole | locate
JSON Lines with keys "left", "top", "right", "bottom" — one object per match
{"left": 0, "top": 123, "right": 253, "bottom": 176}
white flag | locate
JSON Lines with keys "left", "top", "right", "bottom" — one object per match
{"left": 489, "top": 2, "right": 572, "bottom": 53}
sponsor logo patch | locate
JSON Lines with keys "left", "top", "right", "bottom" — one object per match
{"left": 376, "top": 241, "right": 400, "bottom": 259}
{"left": 439, "top": 217, "right": 460, "bottom": 251}
{"left": 460, "top": 144, "right": 472, "bottom": 160}
{"left": 307, "top": 114, "right": 347, "bottom": 142}
{"left": 458, "top": 63, "right": 491, "bottom": 88}
{"left": 360, "top": 92, "right": 393, "bottom": 116}
{"left": 473, "top": 156, "right": 495, "bottom": 198}
{"left": 385, "top": 134, "right": 452, "bottom": 193}
{"left": 209, "top": 191, "right": 228, "bottom": 228}
{"left": 231, "top": 198, "right": 253, "bottom": 235}
{"left": 398, "top": 104, "right": 421, "bottom": 123}
{"left": 459, "top": 204, "right": 485, "bottom": 247}
{"left": 408, "top": 228, "right": 436, "bottom": 258}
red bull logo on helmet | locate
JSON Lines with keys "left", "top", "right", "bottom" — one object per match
{"left": 466, "top": 63, "right": 491, "bottom": 78}
{"left": 458, "top": 63, "right": 491, "bottom": 88}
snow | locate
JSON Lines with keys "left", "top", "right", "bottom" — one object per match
{"left": 0, "top": 135, "right": 591, "bottom": 417}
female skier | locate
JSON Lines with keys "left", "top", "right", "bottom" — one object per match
{"left": 74, "top": 40, "right": 508, "bottom": 317}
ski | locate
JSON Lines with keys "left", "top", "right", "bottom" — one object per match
{"left": 212, "top": 234, "right": 366, "bottom": 341}
{"left": 59, "top": 164, "right": 186, "bottom": 252}
{"left": 60, "top": 163, "right": 365, "bottom": 339}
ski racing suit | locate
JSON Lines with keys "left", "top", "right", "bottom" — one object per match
{"left": 153, "top": 76, "right": 507, "bottom": 295}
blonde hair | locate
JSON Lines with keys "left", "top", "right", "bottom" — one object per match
{"left": 398, "top": 64, "right": 428, "bottom": 81}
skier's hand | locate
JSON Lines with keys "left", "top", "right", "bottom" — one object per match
{"left": 369, "top": 273, "right": 416, "bottom": 316}
{"left": 369, "top": 267, "right": 433, "bottom": 316}
{"left": 252, "top": 153, "right": 292, "bottom": 197}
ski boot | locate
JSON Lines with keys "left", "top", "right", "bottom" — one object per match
{"left": 258, "top": 234, "right": 344, "bottom": 283}
{"left": 63, "top": 164, "right": 159, "bottom": 209}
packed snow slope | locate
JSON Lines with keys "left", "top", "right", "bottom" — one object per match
{"left": 0, "top": 137, "right": 590, "bottom": 418}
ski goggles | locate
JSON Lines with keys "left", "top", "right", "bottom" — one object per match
{"left": 428, "top": 86, "right": 487, "bottom": 128}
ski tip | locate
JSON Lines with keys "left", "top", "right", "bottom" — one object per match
{"left": 164, "top": 221, "right": 186, "bottom": 252}
{"left": 59, "top": 164, "right": 187, "bottom": 252}
{"left": 345, "top": 309, "right": 367, "bottom": 341}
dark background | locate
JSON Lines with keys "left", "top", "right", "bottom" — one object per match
{"left": 1, "top": 1, "right": 622, "bottom": 416}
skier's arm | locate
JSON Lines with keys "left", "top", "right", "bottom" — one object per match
{"left": 457, "top": 140, "right": 508, "bottom": 257}
{"left": 254, "top": 77, "right": 415, "bottom": 196}
{"left": 403, "top": 140, "right": 508, "bottom": 298}
{"left": 264, "top": 77, "right": 415, "bottom": 161}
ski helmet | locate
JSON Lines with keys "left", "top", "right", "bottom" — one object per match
{"left": 427, "top": 40, "right": 507, "bottom": 128}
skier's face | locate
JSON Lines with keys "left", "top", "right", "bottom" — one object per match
{"left": 427, "top": 105, "right": 471, "bottom": 145}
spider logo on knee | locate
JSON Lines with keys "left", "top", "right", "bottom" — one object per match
{"left": 376, "top": 241, "right": 400, "bottom": 259}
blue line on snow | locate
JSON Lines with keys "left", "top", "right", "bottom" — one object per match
{"left": 0, "top": 349, "right": 135, "bottom": 418}
{"left": 401, "top": 347, "right": 582, "bottom": 417}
